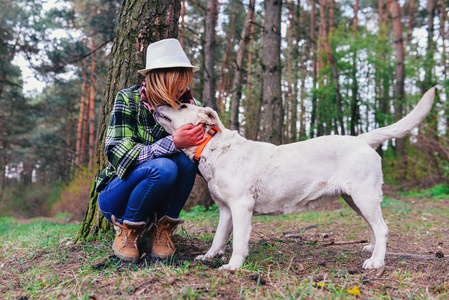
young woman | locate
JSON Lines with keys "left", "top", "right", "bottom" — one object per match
{"left": 95, "top": 39, "right": 204, "bottom": 262}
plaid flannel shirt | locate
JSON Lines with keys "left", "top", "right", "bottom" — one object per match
{"left": 95, "top": 85, "right": 201, "bottom": 192}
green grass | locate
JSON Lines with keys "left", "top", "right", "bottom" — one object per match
{"left": 400, "top": 183, "right": 449, "bottom": 200}
{"left": 1, "top": 186, "right": 448, "bottom": 299}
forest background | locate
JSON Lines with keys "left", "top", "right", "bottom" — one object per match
{"left": 0, "top": 0, "right": 448, "bottom": 223}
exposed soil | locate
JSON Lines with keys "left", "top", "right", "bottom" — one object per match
{"left": 2, "top": 191, "right": 449, "bottom": 299}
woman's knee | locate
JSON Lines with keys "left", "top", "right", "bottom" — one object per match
{"left": 141, "top": 158, "right": 178, "bottom": 184}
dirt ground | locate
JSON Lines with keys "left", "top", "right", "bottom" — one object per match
{"left": 2, "top": 189, "right": 449, "bottom": 299}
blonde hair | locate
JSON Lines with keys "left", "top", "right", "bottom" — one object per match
{"left": 145, "top": 67, "right": 194, "bottom": 109}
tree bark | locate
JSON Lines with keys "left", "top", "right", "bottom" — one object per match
{"left": 441, "top": 0, "right": 449, "bottom": 134}
{"left": 88, "top": 41, "right": 97, "bottom": 171}
{"left": 423, "top": 0, "right": 438, "bottom": 135}
{"left": 375, "top": 0, "right": 389, "bottom": 157}
{"left": 406, "top": 0, "right": 416, "bottom": 45}
{"left": 202, "top": 0, "right": 217, "bottom": 110}
{"left": 319, "top": 0, "right": 345, "bottom": 135}
{"left": 309, "top": 0, "right": 318, "bottom": 138}
{"left": 75, "top": 69, "right": 87, "bottom": 166}
{"left": 350, "top": 0, "right": 360, "bottom": 136}
{"left": 387, "top": 0, "right": 407, "bottom": 177}
{"left": 217, "top": 11, "right": 235, "bottom": 114}
{"left": 180, "top": 0, "right": 186, "bottom": 48}
{"left": 260, "top": 0, "right": 283, "bottom": 145}
{"left": 76, "top": 0, "right": 182, "bottom": 242}
{"left": 229, "top": 0, "right": 255, "bottom": 132}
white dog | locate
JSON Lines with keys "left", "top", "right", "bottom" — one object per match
{"left": 154, "top": 88, "right": 435, "bottom": 270}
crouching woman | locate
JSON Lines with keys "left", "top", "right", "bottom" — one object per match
{"left": 95, "top": 39, "right": 204, "bottom": 262}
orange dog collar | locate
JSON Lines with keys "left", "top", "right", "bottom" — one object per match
{"left": 193, "top": 127, "right": 220, "bottom": 165}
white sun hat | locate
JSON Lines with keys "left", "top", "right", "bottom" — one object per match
{"left": 137, "top": 38, "right": 200, "bottom": 76}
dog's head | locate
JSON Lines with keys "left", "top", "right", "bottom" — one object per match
{"left": 154, "top": 104, "right": 224, "bottom": 135}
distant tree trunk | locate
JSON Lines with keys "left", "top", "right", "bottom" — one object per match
{"left": 406, "top": 0, "right": 416, "bottom": 45}
{"left": 202, "top": 0, "right": 217, "bottom": 110}
{"left": 230, "top": 0, "right": 255, "bottom": 132}
{"left": 75, "top": 71, "right": 87, "bottom": 166}
{"left": 243, "top": 16, "right": 260, "bottom": 141}
{"left": 65, "top": 110, "right": 72, "bottom": 180}
{"left": 246, "top": 19, "right": 256, "bottom": 92}
{"left": 76, "top": 0, "right": 182, "bottom": 242}
{"left": 423, "top": 0, "right": 438, "bottom": 135}
{"left": 80, "top": 91, "right": 89, "bottom": 165}
{"left": 441, "top": 0, "right": 449, "bottom": 134}
{"left": 217, "top": 11, "right": 235, "bottom": 114}
{"left": 260, "top": 0, "right": 283, "bottom": 144}
{"left": 88, "top": 42, "right": 97, "bottom": 171}
{"left": 375, "top": 0, "right": 389, "bottom": 157}
{"left": 309, "top": 0, "right": 318, "bottom": 138}
{"left": 388, "top": 0, "right": 405, "bottom": 121}
{"left": 350, "top": 0, "right": 360, "bottom": 136}
{"left": 388, "top": 0, "right": 407, "bottom": 177}
{"left": 284, "top": 0, "right": 299, "bottom": 142}
{"left": 294, "top": 0, "right": 304, "bottom": 140}
{"left": 180, "top": 0, "right": 186, "bottom": 48}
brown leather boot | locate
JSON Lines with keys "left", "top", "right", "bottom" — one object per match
{"left": 148, "top": 216, "right": 184, "bottom": 258}
{"left": 111, "top": 215, "right": 146, "bottom": 263}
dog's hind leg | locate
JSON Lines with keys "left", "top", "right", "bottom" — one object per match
{"left": 343, "top": 192, "right": 388, "bottom": 269}
{"left": 196, "top": 201, "right": 233, "bottom": 261}
{"left": 342, "top": 194, "right": 376, "bottom": 252}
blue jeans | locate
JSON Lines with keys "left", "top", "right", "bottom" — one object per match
{"left": 98, "top": 152, "right": 197, "bottom": 223}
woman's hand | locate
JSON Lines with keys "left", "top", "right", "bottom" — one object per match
{"left": 173, "top": 124, "right": 207, "bottom": 149}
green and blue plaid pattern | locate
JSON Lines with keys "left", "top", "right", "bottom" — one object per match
{"left": 96, "top": 85, "right": 201, "bottom": 192}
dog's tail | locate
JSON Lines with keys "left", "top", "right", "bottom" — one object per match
{"left": 357, "top": 87, "right": 436, "bottom": 149}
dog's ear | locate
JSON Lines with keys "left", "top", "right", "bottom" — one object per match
{"left": 199, "top": 107, "right": 224, "bottom": 130}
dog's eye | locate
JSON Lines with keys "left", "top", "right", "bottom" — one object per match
{"left": 179, "top": 104, "right": 187, "bottom": 109}
{"left": 207, "top": 113, "right": 214, "bottom": 119}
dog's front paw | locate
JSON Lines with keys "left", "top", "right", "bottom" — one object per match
{"left": 195, "top": 254, "right": 211, "bottom": 261}
{"left": 218, "top": 263, "right": 239, "bottom": 271}
{"left": 195, "top": 249, "right": 224, "bottom": 261}
{"left": 362, "top": 244, "right": 375, "bottom": 253}
{"left": 362, "top": 258, "right": 384, "bottom": 269}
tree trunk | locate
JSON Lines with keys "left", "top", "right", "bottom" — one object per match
{"left": 285, "top": 0, "right": 294, "bottom": 141}
{"left": 217, "top": 11, "right": 235, "bottom": 115}
{"left": 423, "top": 0, "right": 438, "bottom": 135}
{"left": 375, "top": 0, "right": 389, "bottom": 157}
{"left": 75, "top": 70, "right": 87, "bottom": 166}
{"left": 229, "top": 0, "right": 255, "bottom": 132}
{"left": 309, "top": 0, "right": 318, "bottom": 138}
{"left": 88, "top": 42, "right": 97, "bottom": 171}
{"left": 406, "top": 0, "right": 416, "bottom": 45}
{"left": 319, "top": 0, "right": 345, "bottom": 135}
{"left": 246, "top": 18, "right": 256, "bottom": 92}
{"left": 441, "top": 0, "right": 449, "bottom": 134}
{"left": 388, "top": 0, "right": 407, "bottom": 177}
{"left": 202, "top": 0, "right": 217, "bottom": 110}
{"left": 180, "top": 0, "right": 186, "bottom": 48}
{"left": 80, "top": 91, "right": 89, "bottom": 165}
{"left": 76, "top": 0, "right": 182, "bottom": 242}
{"left": 350, "top": 0, "right": 360, "bottom": 136}
{"left": 260, "top": 0, "right": 283, "bottom": 145}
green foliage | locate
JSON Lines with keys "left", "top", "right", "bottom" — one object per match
{"left": 400, "top": 184, "right": 449, "bottom": 200}
{"left": 0, "top": 181, "right": 64, "bottom": 218}
{"left": 52, "top": 167, "right": 95, "bottom": 221}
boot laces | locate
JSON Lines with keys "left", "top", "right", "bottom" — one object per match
{"left": 154, "top": 223, "right": 176, "bottom": 249}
